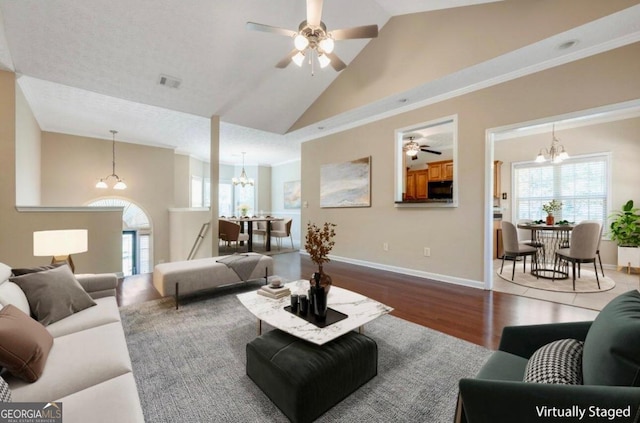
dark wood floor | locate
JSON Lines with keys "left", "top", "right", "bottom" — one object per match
{"left": 117, "top": 252, "right": 598, "bottom": 350}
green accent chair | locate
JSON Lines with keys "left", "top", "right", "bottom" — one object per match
{"left": 457, "top": 290, "right": 640, "bottom": 423}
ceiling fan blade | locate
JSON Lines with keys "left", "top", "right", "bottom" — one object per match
{"left": 330, "top": 25, "right": 378, "bottom": 40}
{"left": 246, "top": 22, "right": 296, "bottom": 38}
{"left": 306, "top": 0, "right": 323, "bottom": 27}
{"left": 275, "top": 49, "right": 299, "bottom": 68}
{"left": 421, "top": 149, "right": 442, "bottom": 155}
{"left": 326, "top": 52, "right": 346, "bottom": 71}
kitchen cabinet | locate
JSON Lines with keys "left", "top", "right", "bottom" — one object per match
{"left": 493, "top": 220, "right": 504, "bottom": 259}
{"left": 427, "top": 160, "right": 453, "bottom": 182}
{"left": 406, "top": 169, "right": 429, "bottom": 199}
{"left": 493, "top": 160, "right": 502, "bottom": 199}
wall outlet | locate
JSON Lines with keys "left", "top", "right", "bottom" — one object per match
{"left": 423, "top": 247, "right": 431, "bottom": 257}
{"left": 383, "top": 242, "right": 389, "bottom": 251}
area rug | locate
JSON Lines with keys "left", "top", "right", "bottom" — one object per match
{"left": 496, "top": 263, "right": 615, "bottom": 293}
{"left": 120, "top": 286, "right": 491, "bottom": 422}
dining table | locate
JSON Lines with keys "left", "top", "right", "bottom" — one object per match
{"left": 517, "top": 222, "right": 575, "bottom": 279}
{"left": 224, "top": 216, "right": 283, "bottom": 252}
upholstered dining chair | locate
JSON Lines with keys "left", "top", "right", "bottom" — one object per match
{"left": 218, "top": 219, "right": 249, "bottom": 251}
{"left": 252, "top": 221, "right": 267, "bottom": 245}
{"left": 582, "top": 220, "right": 605, "bottom": 277}
{"left": 500, "top": 221, "right": 539, "bottom": 281}
{"left": 271, "top": 218, "right": 294, "bottom": 250}
{"left": 552, "top": 221, "right": 601, "bottom": 290}
{"left": 517, "top": 219, "right": 545, "bottom": 257}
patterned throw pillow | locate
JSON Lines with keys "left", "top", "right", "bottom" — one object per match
{"left": 0, "top": 375, "right": 11, "bottom": 402}
{"left": 523, "top": 339, "right": 584, "bottom": 385}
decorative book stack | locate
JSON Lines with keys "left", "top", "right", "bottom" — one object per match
{"left": 257, "top": 284, "right": 290, "bottom": 299}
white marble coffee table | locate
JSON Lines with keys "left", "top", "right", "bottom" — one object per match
{"left": 236, "top": 280, "right": 393, "bottom": 345}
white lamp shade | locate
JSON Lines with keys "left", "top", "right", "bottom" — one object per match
{"left": 292, "top": 51, "right": 305, "bottom": 67}
{"left": 319, "top": 37, "right": 334, "bottom": 54}
{"left": 294, "top": 34, "right": 309, "bottom": 51}
{"left": 318, "top": 53, "right": 331, "bottom": 68}
{"left": 113, "top": 180, "right": 127, "bottom": 190}
{"left": 33, "top": 229, "right": 88, "bottom": 256}
{"left": 95, "top": 180, "right": 108, "bottom": 189}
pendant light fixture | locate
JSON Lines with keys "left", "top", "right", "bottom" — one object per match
{"left": 96, "top": 130, "right": 127, "bottom": 190}
{"left": 232, "top": 152, "right": 254, "bottom": 187}
{"left": 535, "top": 124, "right": 569, "bottom": 164}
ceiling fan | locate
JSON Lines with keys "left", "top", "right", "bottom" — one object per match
{"left": 246, "top": 0, "right": 378, "bottom": 72}
{"left": 403, "top": 134, "right": 442, "bottom": 159}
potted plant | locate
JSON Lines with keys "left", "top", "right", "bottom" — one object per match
{"left": 305, "top": 221, "right": 337, "bottom": 292}
{"left": 609, "top": 200, "right": 640, "bottom": 272}
{"left": 238, "top": 204, "right": 250, "bottom": 217}
{"left": 542, "top": 199, "right": 563, "bottom": 225}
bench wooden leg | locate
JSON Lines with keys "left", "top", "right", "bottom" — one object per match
{"left": 175, "top": 282, "right": 179, "bottom": 310}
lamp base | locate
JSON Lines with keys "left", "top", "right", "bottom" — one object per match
{"left": 51, "top": 255, "right": 75, "bottom": 273}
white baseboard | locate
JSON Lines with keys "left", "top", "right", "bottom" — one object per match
{"left": 300, "top": 251, "right": 485, "bottom": 290}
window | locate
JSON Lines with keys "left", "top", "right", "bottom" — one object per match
{"left": 219, "top": 182, "right": 233, "bottom": 216}
{"left": 191, "top": 176, "right": 203, "bottom": 208}
{"left": 204, "top": 178, "right": 211, "bottom": 208}
{"left": 513, "top": 153, "right": 610, "bottom": 223}
{"left": 234, "top": 184, "right": 255, "bottom": 216}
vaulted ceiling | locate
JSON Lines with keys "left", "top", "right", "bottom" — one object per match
{"left": 1, "top": 0, "right": 639, "bottom": 165}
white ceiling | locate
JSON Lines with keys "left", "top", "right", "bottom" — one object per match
{"left": 1, "top": 1, "right": 639, "bottom": 166}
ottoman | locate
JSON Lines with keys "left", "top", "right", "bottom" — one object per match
{"left": 246, "top": 329, "right": 378, "bottom": 423}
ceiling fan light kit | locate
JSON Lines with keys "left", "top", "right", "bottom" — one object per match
{"left": 246, "top": 0, "right": 378, "bottom": 73}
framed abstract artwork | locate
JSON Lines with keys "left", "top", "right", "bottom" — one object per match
{"left": 284, "top": 180, "right": 301, "bottom": 209}
{"left": 320, "top": 157, "right": 371, "bottom": 208}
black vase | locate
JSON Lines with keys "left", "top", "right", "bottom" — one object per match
{"left": 310, "top": 276, "right": 328, "bottom": 321}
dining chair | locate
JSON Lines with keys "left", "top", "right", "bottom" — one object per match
{"left": 516, "top": 219, "right": 545, "bottom": 257}
{"left": 218, "top": 219, "right": 249, "bottom": 251}
{"left": 500, "top": 221, "right": 539, "bottom": 281}
{"left": 582, "top": 220, "right": 605, "bottom": 277}
{"left": 271, "top": 218, "right": 294, "bottom": 250}
{"left": 552, "top": 221, "right": 601, "bottom": 290}
{"left": 253, "top": 221, "right": 267, "bottom": 245}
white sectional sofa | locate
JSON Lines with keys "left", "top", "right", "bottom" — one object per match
{"left": 0, "top": 262, "right": 144, "bottom": 423}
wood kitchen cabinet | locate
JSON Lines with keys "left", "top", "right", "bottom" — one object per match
{"left": 493, "top": 219, "right": 504, "bottom": 259}
{"left": 427, "top": 160, "right": 453, "bottom": 182}
{"left": 405, "top": 169, "right": 429, "bottom": 199}
{"left": 493, "top": 160, "right": 502, "bottom": 199}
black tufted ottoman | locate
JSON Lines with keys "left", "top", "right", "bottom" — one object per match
{"left": 246, "top": 329, "right": 378, "bottom": 423}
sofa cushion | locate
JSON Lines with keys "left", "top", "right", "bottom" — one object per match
{"left": 10, "top": 265, "right": 96, "bottom": 326}
{"left": 0, "top": 375, "right": 11, "bottom": 402}
{"left": 11, "top": 263, "right": 63, "bottom": 276}
{"left": 0, "top": 304, "right": 53, "bottom": 383}
{"left": 46, "top": 297, "right": 121, "bottom": 338}
{"left": 523, "top": 339, "right": 583, "bottom": 385}
{"left": 0, "top": 281, "right": 31, "bottom": 315}
{"left": 0, "top": 263, "right": 11, "bottom": 284}
{"left": 475, "top": 350, "right": 529, "bottom": 382}
{"left": 7, "top": 322, "right": 133, "bottom": 402}
{"left": 583, "top": 290, "right": 640, "bottom": 386}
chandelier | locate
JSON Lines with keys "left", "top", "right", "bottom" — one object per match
{"left": 535, "top": 124, "right": 569, "bottom": 164}
{"left": 95, "top": 130, "right": 127, "bottom": 190}
{"left": 232, "top": 152, "right": 254, "bottom": 187}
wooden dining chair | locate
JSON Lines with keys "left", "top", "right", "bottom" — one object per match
{"left": 500, "top": 221, "right": 539, "bottom": 281}
{"left": 552, "top": 221, "right": 601, "bottom": 290}
{"left": 218, "top": 219, "right": 249, "bottom": 251}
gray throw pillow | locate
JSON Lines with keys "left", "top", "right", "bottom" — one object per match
{"left": 523, "top": 339, "right": 584, "bottom": 385}
{"left": 11, "top": 263, "right": 63, "bottom": 277}
{"left": 10, "top": 265, "right": 96, "bottom": 326}
{"left": 0, "top": 375, "right": 11, "bottom": 402}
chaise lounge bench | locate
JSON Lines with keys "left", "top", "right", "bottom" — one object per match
{"left": 153, "top": 253, "right": 274, "bottom": 308}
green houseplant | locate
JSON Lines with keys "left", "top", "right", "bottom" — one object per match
{"left": 609, "top": 200, "right": 640, "bottom": 273}
{"left": 542, "top": 199, "right": 563, "bottom": 225}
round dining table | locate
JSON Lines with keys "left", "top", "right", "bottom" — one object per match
{"left": 223, "top": 216, "right": 283, "bottom": 252}
{"left": 517, "top": 223, "right": 575, "bottom": 279}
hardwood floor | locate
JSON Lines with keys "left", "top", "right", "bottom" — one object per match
{"left": 117, "top": 252, "right": 598, "bottom": 350}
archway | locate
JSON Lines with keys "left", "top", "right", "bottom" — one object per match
{"left": 87, "top": 198, "right": 152, "bottom": 275}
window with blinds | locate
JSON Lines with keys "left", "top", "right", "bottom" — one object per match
{"left": 513, "top": 153, "right": 610, "bottom": 223}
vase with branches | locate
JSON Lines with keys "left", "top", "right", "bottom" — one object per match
{"left": 305, "top": 221, "right": 336, "bottom": 294}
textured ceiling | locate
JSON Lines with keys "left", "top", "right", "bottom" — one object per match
{"left": 1, "top": 1, "right": 639, "bottom": 166}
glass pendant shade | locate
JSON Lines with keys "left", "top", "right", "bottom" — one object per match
{"left": 318, "top": 53, "right": 331, "bottom": 68}
{"left": 294, "top": 34, "right": 309, "bottom": 51}
{"left": 319, "top": 37, "right": 334, "bottom": 54}
{"left": 95, "top": 130, "right": 127, "bottom": 189}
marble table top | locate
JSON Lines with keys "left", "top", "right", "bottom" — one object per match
{"left": 236, "top": 280, "right": 393, "bottom": 345}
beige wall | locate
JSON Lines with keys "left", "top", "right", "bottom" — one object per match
{"left": 272, "top": 160, "right": 302, "bottom": 247}
{"left": 169, "top": 209, "right": 213, "bottom": 261}
{"left": 0, "top": 71, "right": 122, "bottom": 273}
{"left": 301, "top": 43, "right": 640, "bottom": 286}
{"left": 40, "top": 131, "right": 176, "bottom": 267}
{"left": 14, "top": 82, "right": 41, "bottom": 206}
{"left": 174, "top": 154, "right": 190, "bottom": 208}
{"left": 291, "top": 0, "right": 639, "bottom": 130}
{"left": 496, "top": 117, "right": 640, "bottom": 266}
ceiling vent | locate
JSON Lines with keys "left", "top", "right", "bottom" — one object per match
{"left": 157, "top": 74, "right": 181, "bottom": 89}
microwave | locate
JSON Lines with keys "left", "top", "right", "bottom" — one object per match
{"left": 428, "top": 181, "right": 453, "bottom": 199}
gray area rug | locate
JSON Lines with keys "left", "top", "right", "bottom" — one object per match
{"left": 120, "top": 285, "right": 491, "bottom": 422}
{"left": 497, "top": 263, "right": 615, "bottom": 293}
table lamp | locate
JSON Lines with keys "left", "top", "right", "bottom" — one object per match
{"left": 33, "top": 229, "right": 88, "bottom": 273}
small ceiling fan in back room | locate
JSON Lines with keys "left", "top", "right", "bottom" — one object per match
{"left": 403, "top": 134, "right": 442, "bottom": 160}
{"left": 246, "top": 0, "right": 378, "bottom": 73}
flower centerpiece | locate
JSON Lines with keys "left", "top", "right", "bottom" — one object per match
{"left": 305, "top": 221, "right": 336, "bottom": 293}
{"left": 542, "top": 199, "right": 563, "bottom": 225}
{"left": 238, "top": 204, "right": 250, "bottom": 217}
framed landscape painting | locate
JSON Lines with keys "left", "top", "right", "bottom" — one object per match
{"left": 283, "top": 180, "right": 301, "bottom": 209}
{"left": 320, "top": 157, "right": 371, "bottom": 208}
